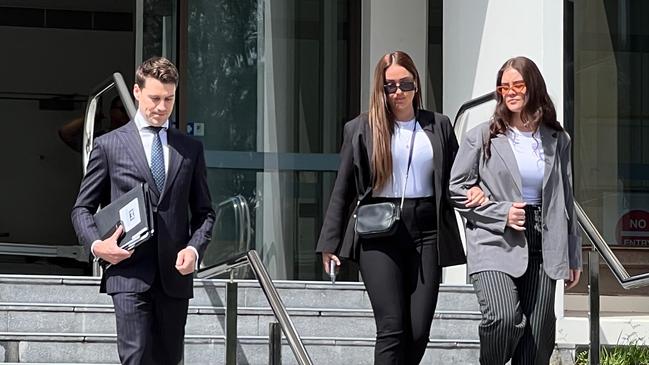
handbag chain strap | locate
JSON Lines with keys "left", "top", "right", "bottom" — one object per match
{"left": 399, "top": 120, "right": 418, "bottom": 211}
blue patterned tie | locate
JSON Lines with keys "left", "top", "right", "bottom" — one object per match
{"left": 149, "top": 126, "right": 166, "bottom": 192}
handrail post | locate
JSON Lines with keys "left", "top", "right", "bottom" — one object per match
{"left": 246, "top": 250, "right": 313, "bottom": 365}
{"left": 269, "top": 322, "right": 282, "bottom": 365}
{"left": 589, "top": 249, "right": 600, "bottom": 365}
{"left": 197, "top": 250, "right": 313, "bottom": 365}
{"left": 226, "top": 275, "right": 238, "bottom": 365}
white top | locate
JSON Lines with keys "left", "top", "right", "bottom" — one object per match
{"left": 506, "top": 127, "right": 544, "bottom": 205}
{"left": 374, "top": 118, "right": 435, "bottom": 198}
{"left": 134, "top": 111, "right": 170, "bottom": 175}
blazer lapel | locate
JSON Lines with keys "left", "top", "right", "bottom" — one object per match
{"left": 420, "top": 114, "right": 443, "bottom": 208}
{"left": 161, "top": 128, "right": 184, "bottom": 202}
{"left": 354, "top": 118, "right": 372, "bottom": 199}
{"left": 540, "top": 124, "right": 558, "bottom": 189}
{"left": 491, "top": 133, "right": 523, "bottom": 195}
{"left": 118, "top": 121, "right": 160, "bottom": 200}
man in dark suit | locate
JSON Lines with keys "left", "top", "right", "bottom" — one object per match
{"left": 72, "top": 57, "right": 215, "bottom": 365}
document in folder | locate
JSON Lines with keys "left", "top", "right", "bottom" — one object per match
{"left": 93, "top": 183, "right": 154, "bottom": 256}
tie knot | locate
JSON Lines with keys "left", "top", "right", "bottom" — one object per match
{"left": 148, "top": 126, "right": 164, "bottom": 134}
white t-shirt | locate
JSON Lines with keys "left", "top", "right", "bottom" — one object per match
{"left": 374, "top": 118, "right": 435, "bottom": 198}
{"left": 506, "top": 127, "right": 545, "bottom": 205}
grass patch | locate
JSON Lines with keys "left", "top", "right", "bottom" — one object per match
{"left": 575, "top": 336, "right": 649, "bottom": 365}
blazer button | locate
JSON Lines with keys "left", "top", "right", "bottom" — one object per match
{"left": 152, "top": 206, "right": 158, "bottom": 213}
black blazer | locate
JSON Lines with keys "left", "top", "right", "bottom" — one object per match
{"left": 71, "top": 121, "right": 215, "bottom": 298}
{"left": 316, "top": 110, "right": 466, "bottom": 266}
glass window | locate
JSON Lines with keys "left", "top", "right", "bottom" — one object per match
{"left": 186, "top": 0, "right": 361, "bottom": 280}
{"left": 568, "top": 0, "right": 649, "bottom": 294}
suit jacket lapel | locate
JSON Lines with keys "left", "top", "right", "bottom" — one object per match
{"left": 118, "top": 121, "right": 160, "bottom": 200}
{"left": 541, "top": 124, "right": 558, "bottom": 189}
{"left": 491, "top": 133, "right": 523, "bottom": 195}
{"left": 161, "top": 128, "right": 184, "bottom": 202}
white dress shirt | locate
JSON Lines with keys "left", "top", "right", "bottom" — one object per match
{"left": 134, "top": 111, "right": 170, "bottom": 177}
{"left": 374, "top": 118, "right": 435, "bottom": 198}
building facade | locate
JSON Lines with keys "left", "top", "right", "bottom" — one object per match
{"left": 2, "top": 1, "right": 649, "bottom": 344}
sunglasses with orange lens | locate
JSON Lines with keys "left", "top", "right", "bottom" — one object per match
{"left": 496, "top": 81, "right": 526, "bottom": 96}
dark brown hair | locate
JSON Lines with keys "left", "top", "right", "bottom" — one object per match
{"left": 486, "top": 56, "right": 562, "bottom": 158}
{"left": 368, "top": 51, "right": 422, "bottom": 190}
{"left": 135, "top": 57, "right": 179, "bottom": 88}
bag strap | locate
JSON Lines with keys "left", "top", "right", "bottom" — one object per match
{"left": 399, "top": 120, "right": 418, "bottom": 210}
{"left": 355, "top": 116, "right": 419, "bottom": 209}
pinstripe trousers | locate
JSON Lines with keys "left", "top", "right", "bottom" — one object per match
{"left": 470, "top": 205, "right": 557, "bottom": 365}
{"left": 111, "top": 275, "right": 189, "bottom": 365}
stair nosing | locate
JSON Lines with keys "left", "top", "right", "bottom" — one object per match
{"left": 0, "top": 302, "right": 480, "bottom": 317}
{"left": 0, "top": 331, "right": 481, "bottom": 346}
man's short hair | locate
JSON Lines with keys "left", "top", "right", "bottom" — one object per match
{"left": 135, "top": 57, "right": 179, "bottom": 88}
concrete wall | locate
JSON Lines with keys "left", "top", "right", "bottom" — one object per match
{"left": 444, "top": 0, "right": 564, "bottom": 126}
{"left": 360, "top": 0, "right": 428, "bottom": 111}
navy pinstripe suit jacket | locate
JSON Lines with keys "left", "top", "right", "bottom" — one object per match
{"left": 71, "top": 121, "right": 215, "bottom": 298}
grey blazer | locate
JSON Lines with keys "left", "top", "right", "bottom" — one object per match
{"left": 449, "top": 122, "right": 581, "bottom": 280}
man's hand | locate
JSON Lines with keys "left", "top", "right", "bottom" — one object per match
{"left": 465, "top": 186, "right": 489, "bottom": 207}
{"left": 93, "top": 226, "right": 132, "bottom": 265}
{"left": 507, "top": 202, "right": 527, "bottom": 231}
{"left": 175, "top": 247, "right": 197, "bottom": 276}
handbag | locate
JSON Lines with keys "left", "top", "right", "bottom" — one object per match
{"left": 354, "top": 120, "right": 417, "bottom": 239}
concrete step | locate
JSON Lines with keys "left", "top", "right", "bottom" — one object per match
{"left": 0, "top": 275, "right": 480, "bottom": 312}
{"left": 0, "top": 275, "right": 484, "bottom": 364}
{"left": 0, "top": 303, "right": 481, "bottom": 340}
{"left": 0, "top": 334, "right": 482, "bottom": 365}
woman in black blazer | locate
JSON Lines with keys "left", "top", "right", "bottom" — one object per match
{"left": 316, "top": 51, "right": 484, "bottom": 364}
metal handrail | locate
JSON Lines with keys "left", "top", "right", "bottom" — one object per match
{"left": 576, "top": 202, "right": 649, "bottom": 289}
{"left": 197, "top": 250, "right": 314, "bottom": 365}
{"left": 452, "top": 91, "right": 496, "bottom": 128}
{"left": 453, "top": 93, "right": 649, "bottom": 365}
{"left": 83, "top": 72, "right": 136, "bottom": 174}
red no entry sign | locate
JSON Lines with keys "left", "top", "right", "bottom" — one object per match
{"left": 616, "top": 210, "right": 649, "bottom": 246}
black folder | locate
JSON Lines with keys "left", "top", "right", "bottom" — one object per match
{"left": 93, "top": 183, "right": 154, "bottom": 257}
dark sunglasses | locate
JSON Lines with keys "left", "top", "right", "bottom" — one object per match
{"left": 384, "top": 80, "right": 416, "bottom": 94}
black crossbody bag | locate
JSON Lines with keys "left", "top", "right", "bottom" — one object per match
{"left": 354, "top": 121, "right": 417, "bottom": 239}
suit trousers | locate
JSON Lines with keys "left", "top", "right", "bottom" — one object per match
{"left": 470, "top": 205, "right": 557, "bottom": 365}
{"left": 111, "top": 274, "right": 189, "bottom": 365}
{"left": 359, "top": 197, "right": 440, "bottom": 365}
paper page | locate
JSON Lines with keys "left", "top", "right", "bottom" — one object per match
{"left": 119, "top": 198, "right": 141, "bottom": 232}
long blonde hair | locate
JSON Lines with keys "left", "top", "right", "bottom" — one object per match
{"left": 368, "top": 51, "right": 422, "bottom": 190}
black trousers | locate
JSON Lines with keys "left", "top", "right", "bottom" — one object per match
{"left": 111, "top": 275, "right": 189, "bottom": 365}
{"left": 359, "top": 197, "right": 440, "bottom": 365}
{"left": 471, "top": 205, "right": 556, "bottom": 365}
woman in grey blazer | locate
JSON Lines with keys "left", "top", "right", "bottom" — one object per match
{"left": 449, "top": 56, "right": 582, "bottom": 365}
